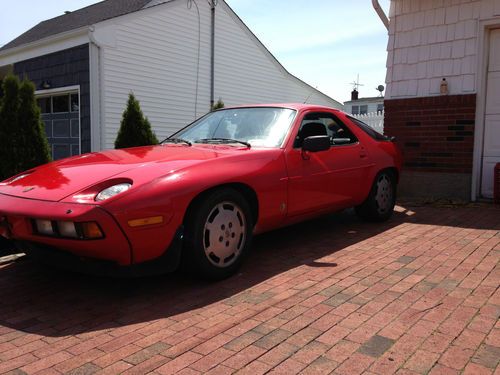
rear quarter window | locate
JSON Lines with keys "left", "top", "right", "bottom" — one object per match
{"left": 348, "top": 116, "right": 388, "bottom": 141}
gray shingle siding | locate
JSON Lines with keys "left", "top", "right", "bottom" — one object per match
{"left": 13, "top": 44, "right": 91, "bottom": 154}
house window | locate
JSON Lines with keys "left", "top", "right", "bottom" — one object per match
{"left": 359, "top": 105, "right": 368, "bottom": 115}
{"left": 377, "top": 104, "right": 384, "bottom": 114}
{"left": 352, "top": 105, "right": 359, "bottom": 115}
{"left": 37, "top": 97, "right": 51, "bottom": 113}
{"left": 52, "top": 94, "right": 69, "bottom": 113}
{"left": 70, "top": 93, "right": 79, "bottom": 112}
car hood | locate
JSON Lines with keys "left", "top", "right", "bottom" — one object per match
{"left": 0, "top": 144, "right": 268, "bottom": 202}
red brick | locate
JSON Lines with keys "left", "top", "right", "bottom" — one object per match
{"left": 156, "top": 351, "right": 203, "bottom": 375}
{"left": 439, "top": 345, "right": 474, "bottom": 370}
{"left": 404, "top": 349, "right": 440, "bottom": 373}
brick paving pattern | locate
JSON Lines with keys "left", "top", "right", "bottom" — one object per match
{"left": 0, "top": 204, "right": 498, "bottom": 374}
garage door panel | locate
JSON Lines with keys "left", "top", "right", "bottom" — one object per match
{"left": 489, "top": 29, "right": 500, "bottom": 71}
{"left": 71, "top": 119, "right": 80, "bottom": 138}
{"left": 53, "top": 144, "right": 71, "bottom": 160}
{"left": 53, "top": 120, "right": 71, "bottom": 138}
{"left": 481, "top": 29, "right": 500, "bottom": 198}
{"left": 485, "top": 72, "right": 500, "bottom": 115}
{"left": 483, "top": 115, "right": 500, "bottom": 157}
{"left": 481, "top": 158, "right": 497, "bottom": 199}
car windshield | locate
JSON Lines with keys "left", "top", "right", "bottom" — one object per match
{"left": 170, "top": 107, "right": 296, "bottom": 148}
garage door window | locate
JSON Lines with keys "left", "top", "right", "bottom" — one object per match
{"left": 36, "top": 91, "right": 80, "bottom": 160}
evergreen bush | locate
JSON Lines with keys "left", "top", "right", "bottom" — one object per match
{"left": 211, "top": 98, "right": 224, "bottom": 111}
{"left": 0, "top": 75, "right": 52, "bottom": 181}
{"left": 115, "top": 93, "right": 158, "bottom": 149}
{"left": 0, "top": 75, "right": 21, "bottom": 180}
{"left": 18, "top": 78, "right": 51, "bottom": 171}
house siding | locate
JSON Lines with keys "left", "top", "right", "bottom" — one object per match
{"left": 13, "top": 44, "right": 91, "bottom": 154}
{"left": 386, "top": 0, "right": 497, "bottom": 98}
{"left": 94, "top": 0, "right": 340, "bottom": 149}
{"left": 384, "top": 0, "right": 500, "bottom": 200}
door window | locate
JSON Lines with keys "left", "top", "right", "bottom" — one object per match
{"left": 294, "top": 112, "right": 358, "bottom": 148}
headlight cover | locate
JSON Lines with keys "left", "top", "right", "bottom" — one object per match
{"left": 95, "top": 183, "right": 132, "bottom": 202}
{"left": 7, "top": 173, "right": 31, "bottom": 184}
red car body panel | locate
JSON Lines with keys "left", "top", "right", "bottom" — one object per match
{"left": 0, "top": 104, "right": 402, "bottom": 269}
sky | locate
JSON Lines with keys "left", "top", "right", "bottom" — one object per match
{"left": 0, "top": 0, "right": 390, "bottom": 104}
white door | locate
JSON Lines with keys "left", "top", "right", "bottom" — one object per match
{"left": 481, "top": 29, "right": 500, "bottom": 198}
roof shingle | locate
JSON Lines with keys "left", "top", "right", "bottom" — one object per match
{"left": 1, "top": 0, "right": 153, "bottom": 51}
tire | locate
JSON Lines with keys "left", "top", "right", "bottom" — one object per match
{"left": 183, "top": 188, "right": 253, "bottom": 280}
{"left": 355, "top": 171, "right": 396, "bottom": 222}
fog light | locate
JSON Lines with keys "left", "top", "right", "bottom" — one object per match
{"left": 80, "top": 222, "right": 104, "bottom": 239}
{"left": 57, "top": 221, "right": 78, "bottom": 238}
{"left": 36, "top": 220, "right": 54, "bottom": 235}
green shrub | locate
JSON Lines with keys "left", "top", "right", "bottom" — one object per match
{"left": 0, "top": 75, "right": 52, "bottom": 181}
{"left": 0, "top": 75, "right": 21, "bottom": 180}
{"left": 115, "top": 93, "right": 158, "bottom": 149}
{"left": 18, "top": 78, "right": 51, "bottom": 171}
{"left": 211, "top": 98, "right": 224, "bottom": 111}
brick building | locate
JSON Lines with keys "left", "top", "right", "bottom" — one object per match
{"left": 378, "top": 0, "right": 500, "bottom": 200}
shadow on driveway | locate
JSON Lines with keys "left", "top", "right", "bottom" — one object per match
{"left": 0, "top": 204, "right": 498, "bottom": 338}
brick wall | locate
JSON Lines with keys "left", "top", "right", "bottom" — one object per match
{"left": 384, "top": 94, "right": 476, "bottom": 174}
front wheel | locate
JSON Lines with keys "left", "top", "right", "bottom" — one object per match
{"left": 355, "top": 171, "right": 396, "bottom": 222}
{"left": 184, "top": 188, "right": 253, "bottom": 280}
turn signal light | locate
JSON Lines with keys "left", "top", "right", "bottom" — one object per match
{"left": 127, "top": 216, "right": 164, "bottom": 227}
{"left": 81, "top": 222, "right": 104, "bottom": 239}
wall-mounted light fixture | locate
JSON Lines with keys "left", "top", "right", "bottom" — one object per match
{"left": 41, "top": 80, "right": 51, "bottom": 89}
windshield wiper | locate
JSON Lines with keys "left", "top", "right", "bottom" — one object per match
{"left": 195, "top": 138, "right": 251, "bottom": 147}
{"left": 162, "top": 137, "right": 192, "bottom": 146}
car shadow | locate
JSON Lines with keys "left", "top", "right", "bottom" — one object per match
{"left": 0, "top": 204, "right": 498, "bottom": 337}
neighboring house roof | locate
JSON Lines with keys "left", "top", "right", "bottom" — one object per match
{"left": 0, "top": 0, "right": 155, "bottom": 51}
{"left": 344, "top": 96, "right": 384, "bottom": 104}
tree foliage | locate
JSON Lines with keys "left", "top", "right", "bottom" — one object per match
{"left": 211, "top": 98, "right": 224, "bottom": 111}
{"left": 18, "top": 78, "right": 51, "bottom": 172}
{"left": 115, "top": 93, "right": 158, "bottom": 149}
{"left": 0, "top": 75, "right": 51, "bottom": 181}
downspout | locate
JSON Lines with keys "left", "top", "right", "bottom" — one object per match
{"left": 210, "top": 0, "right": 216, "bottom": 110}
{"left": 88, "top": 26, "right": 103, "bottom": 151}
{"left": 372, "top": 0, "right": 389, "bottom": 30}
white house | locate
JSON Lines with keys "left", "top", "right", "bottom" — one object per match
{"left": 0, "top": 0, "right": 341, "bottom": 159}
{"left": 375, "top": 0, "right": 500, "bottom": 200}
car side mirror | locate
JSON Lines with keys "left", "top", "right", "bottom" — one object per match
{"left": 302, "top": 135, "right": 330, "bottom": 152}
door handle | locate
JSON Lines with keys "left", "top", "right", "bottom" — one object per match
{"left": 359, "top": 148, "right": 367, "bottom": 158}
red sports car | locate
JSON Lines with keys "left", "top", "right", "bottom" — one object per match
{"left": 0, "top": 104, "right": 401, "bottom": 279}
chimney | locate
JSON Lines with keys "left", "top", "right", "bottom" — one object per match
{"left": 351, "top": 89, "right": 359, "bottom": 101}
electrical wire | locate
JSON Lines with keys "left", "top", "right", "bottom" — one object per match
{"left": 187, "top": 0, "right": 201, "bottom": 119}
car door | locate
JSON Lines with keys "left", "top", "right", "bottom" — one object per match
{"left": 285, "top": 111, "right": 372, "bottom": 217}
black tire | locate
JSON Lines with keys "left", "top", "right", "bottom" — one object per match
{"left": 355, "top": 170, "right": 396, "bottom": 222}
{"left": 183, "top": 188, "right": 253, "bottom": 280}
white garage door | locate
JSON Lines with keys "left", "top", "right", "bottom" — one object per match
{"left": 481, "top": 29, "right": 500, "bottom": 198}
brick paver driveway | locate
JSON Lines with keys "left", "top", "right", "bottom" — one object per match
{"left": 0, "top": 205, "right": 499, "bottom": 375}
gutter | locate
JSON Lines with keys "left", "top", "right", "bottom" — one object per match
{"left": 372, "top": 0, "right": 389, "bottom": 30}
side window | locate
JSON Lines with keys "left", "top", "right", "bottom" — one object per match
{"left": 294, "top": 112, "right": 358, "bottom": 148}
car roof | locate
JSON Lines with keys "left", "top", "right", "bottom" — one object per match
{"left": 220, "top": 103, "right": 343, "bottom": 112}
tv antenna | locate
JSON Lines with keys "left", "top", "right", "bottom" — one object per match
{"left": 376, "top": 84, "right": 385, "bottom": 97}
{"left": 350, "top": 74, "right": 364, "bottom": 91}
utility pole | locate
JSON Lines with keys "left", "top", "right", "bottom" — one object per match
{"left": 209, "top": 0, "right": 216, "bottom": 110}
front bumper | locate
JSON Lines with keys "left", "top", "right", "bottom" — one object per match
{"left": 12, "top": 226, "right": 183, "bottom": 277}
{"left": 0, "top": 193, "right": 132, "bottom": 265}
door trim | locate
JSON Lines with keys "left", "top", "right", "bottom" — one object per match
{"left": 472, "top": 22, "right": 500, "bottom": 201}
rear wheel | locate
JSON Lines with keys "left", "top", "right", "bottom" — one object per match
{"left": 184, "top": 188, "right": 253, "bottom": 280}
{"left": 355, "top": 171, "right": 396, "bottom": 222}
